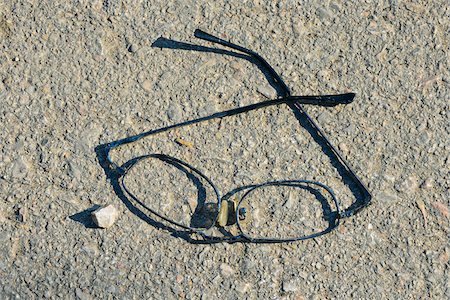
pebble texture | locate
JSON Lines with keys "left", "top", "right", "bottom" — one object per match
{"left": 0, "top": 1, "right": 449, "bottom": 299}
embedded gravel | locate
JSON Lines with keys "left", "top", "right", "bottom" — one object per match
{"left": 0, "top": 1, "right": 449, "bottom": 299}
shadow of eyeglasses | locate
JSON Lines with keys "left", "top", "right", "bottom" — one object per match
{"left": 151, "top": 37, "right": 287, "bottom": 98}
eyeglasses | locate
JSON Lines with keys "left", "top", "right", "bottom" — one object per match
{"left": 99, "top": 29, "right": 372, "bottom": 243}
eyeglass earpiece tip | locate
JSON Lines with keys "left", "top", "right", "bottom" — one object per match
{"left": 194, "top": 29, "right": 208, "bottom": 39}
{"left": 347, "top": 93, "right": 356, "bottom": 103}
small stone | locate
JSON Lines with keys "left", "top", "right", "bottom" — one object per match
{"left": 368, "top": 223, "right": 373, "bottom": 230}
{"left": 128, "top": 44, "right": 137, "bottom": 53}
{"left": 176, "top": 275, "right": 183, "bottom": 284}
{"left": 11, "top": 157, "right": 30, "bottom": 179}
{"left": 167, "top": 104, "right": 181, "bottom": 121}
{"left": 75, "top": 288, "right": 92, "bottom": 300}
{"left": 420, "top": 178, "right": 433, "bottom": 189}
{"left": 68, "top": 160, "right": 81, "bottom": 180}
{"left": 298, "top": 270, "right": 308, "bottom": 279}
{"left": 187, "top": 196, "right": 197, "bottom": 214}
{"left": 316, "top": 7, "right": 331, "bottom": 21}
{"left": 81, "top": 243, "right": 99, "bottom": 256}
{"left": 220, "top": 263, "right": 234, "bottom": 277}
{"left": 421, "top": 75, "right": 440, "bottom": 88}
{"left": 383, "top": 173, "right": 396, "bottom": 182}
{"left": 201, "top": 102, "right": 217, "bottom": 115}
{"left": 416, "top": 131, "right": 430, "bottom": 145}
{"left": 338, "top": 142, "right": 349, "bottom": 153}
{"left": 367, "top": 21, "right": 378, "bottom": 34}
{"left": 282, "top": 191, "right": 296, "bottom": 209}
{"left": 330, "top": 2, "right": 341, "bottom": 12}
{"left": 376, "top": 48, "right": 388, "bottom": 62}
{"left": 141, "top": 80, "right": 153, "bottom": 93}
{"left": 17, "top": 207, "right": 27, "bottom": 222}
{"left": 317, "top": 111, "right": 330, "bottom": 124}
{"left": 416, "top": 122, "right": 427, "bottom": 132}
{"left": 250, "top": 208, "right": 262, "bottom": 228}
{"left": 211, "top": 275, "right": 221, "bottom": 285}
{"left": 13, "top": 57, "right": 19, "bottom": 62}
{"left": 282, "top": 280, "right": 298, "bottom": 292}
{"left": 91, "top": 204, "right": 119, "bottom": 229}
{"left": 230, "top": 61, "right": 243, "bottom": 72}
{"left": 236, "top": 282, "right": 251, "bottom": 294}
{"left": 10, "top": 237, "right": 20, "bottom": 259}
{"left": 439, "top": 251, "right": 449, "bottom": 264}
{"left": 343, "top": 123, "right": 356, "bottom": 134}
{"left": 0, "top": 231, "right": 9, "bottom": 243}
{"left": 257, "top": 85, "right": 277, "bottom": 99}
{"left": 395, "top": 176, "right": 418, "bottom": 193}
{"left": 377, "top": 191, "right": 400, "bottom": 204}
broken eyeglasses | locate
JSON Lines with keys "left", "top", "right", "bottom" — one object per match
{"left": 101, "top": 29, "right": 372, "bottom": 243}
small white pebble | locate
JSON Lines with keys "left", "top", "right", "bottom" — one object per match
{"left": 128, "top": 44, "right": 137, "bottom": 53}
{"left": 220, "top": 263, "right": 234, "bottom": 277}
{"left": 420, "top": 178, "right": 433, "bottom": 189}
{"left": 17, "top": 207, "right": 27, "bottom": 223}
{"left": 91, "top": 205, "right": 119, "bottom": 229}
{"left": 82, "top": 243, "right": 99, "bottom": 256}
{"left": 416, "top": 131, "right": 431, "bottom": 145}
{"left": 377, "top": 191, "right": 400, "bottom": 204}
{"left": 383, "top": 173, "right": 396, "bottom": 183}
{"left": 416, "top": 122, "right": 427, "bottom": 132}
{"left": 396, "top": 176, "right": 418, "bottom": 193}
{"left": 75, "top": 288, "right": 92, "bottom": 300}
{"left": 282, "top": 280, "right": 298, "bottom": 292}
{"left": 141, "top": 80, "right": 152, "bottom": 92}
{"left": 0, "top": 210, "right": 6, "bottom": 223}
{"left": 257, "top": 85, "right": 277, "bottom": 99}
{"left": 338, "top": 142, "right": 349, "bottom": 153}
{"left": 236, "top": 282, "right": 251, "bottom": 294}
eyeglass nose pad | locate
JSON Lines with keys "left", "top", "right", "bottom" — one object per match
{"left": 216, "top": 202, "right": 228, "bottom": 227}
{"left": 238, "top": 207, "right": 247, "bottom": 220}
{"left": 216, "top": 200, "right": 238, "bottom": 227}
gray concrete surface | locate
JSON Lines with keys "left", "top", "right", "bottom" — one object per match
{"left": 0, "top": 0, "right": 449, "bottom": 299}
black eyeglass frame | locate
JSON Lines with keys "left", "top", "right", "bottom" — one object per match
{"left": 102, "top": 29, "right": 372, "bottom": 243}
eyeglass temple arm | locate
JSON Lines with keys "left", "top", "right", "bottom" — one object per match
{"left": 195, "top": 29, "right": 354, "bottom": 106}
{"left": 195, "top": 29, "right": 372, "bottom": 217}
{"left": 296, "top": 102, "right": 372, "bottom": 218}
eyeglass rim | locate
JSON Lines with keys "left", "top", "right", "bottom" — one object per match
{"left": 120, "top": 153, "right": 222, "bottom": 233}
{"left": 235, "top": 179, "right": 341, "bottom": 243}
